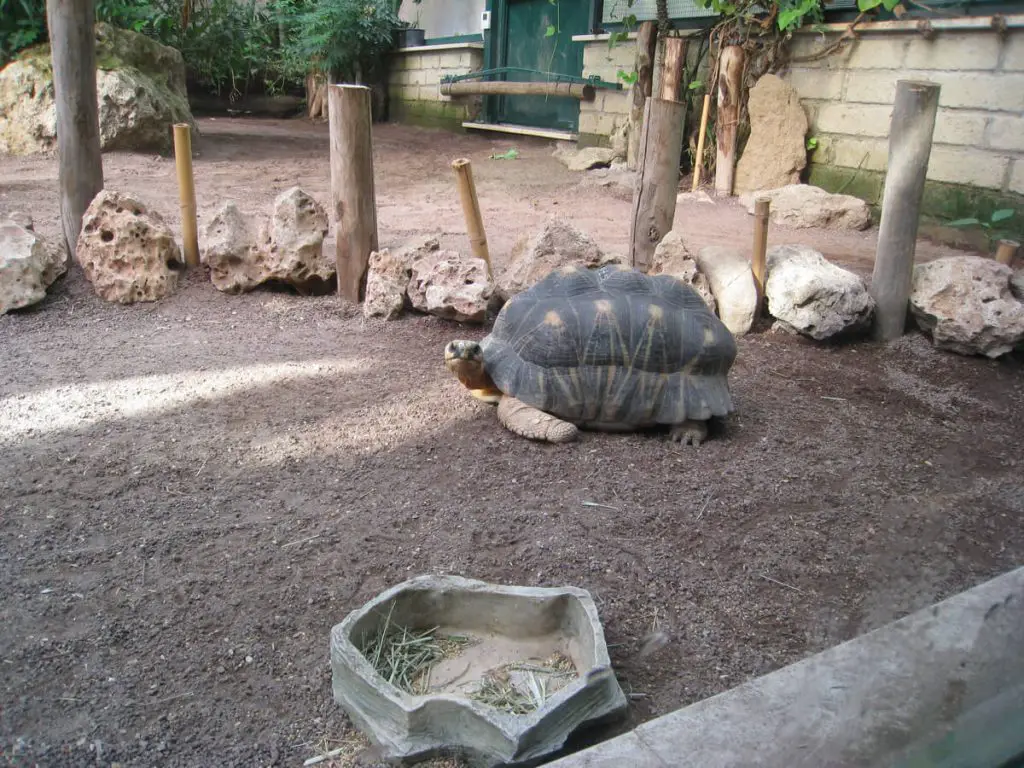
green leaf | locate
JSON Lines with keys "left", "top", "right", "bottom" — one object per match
{"left": 688, "top": 79, "right": 703, "bottom": 90}
{"left": 946, "top": 217, "right": 981, "bottom": 228}
{"left": 778, "top": 7, "right": 804, "bottom": 29}
{"left": 857, "top": 0, "right": 884, "bottom": 9}
{"left": 806, "top": 136, "right": 818, "bottom": 150}
{"left": 617, "top": 68, "right": 638, "bottom": 84}
{"left": 544, "top": 24, "right": 556, "bottom": 36}
{"left": 490, "top": 148, "right": 520, "bottom": 160}
{"left": 990, "top": 209, "right": 1015, "bottom": 223}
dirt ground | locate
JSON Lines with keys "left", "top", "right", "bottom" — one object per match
{"left": 1, "top": 117, "right": 1023, "bottom": 768}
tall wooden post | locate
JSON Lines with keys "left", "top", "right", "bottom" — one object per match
{"left": 328, "top": 84, "right": 379, "bottom": 303}
{"left": 172, "top": 123, "right": 199, "bottom": 267}
{"left": 658, "top": 37, "right": 686, "bottom": 102}
{"left": 691, "top": 93, "right": 711, "bottom": 192}
{"left": 628, "top": 46, "right": 688, "bottom": 271}
{"left": 451, "top": 158, "right": 492, "bottom": 278}
{"left": 714, "top": 45, "right": 745, "bottom": 197}
{"left": 627, "top": 22, "right": 658, "bottom": 171}
{"left": 870, "top": 80, "right": 940, "bottom": 342}
{"left": 752, "top": 197, "right": 770, "bottom": 316}
{"left": 995, "top": 239, "right": 1019, "bottom": 266}
{"left": 46, "top": 0, "right": 104, "bottom": 263}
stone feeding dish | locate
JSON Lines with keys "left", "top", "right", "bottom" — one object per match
{"left": 329, "top": 574, "right": 627, "bottom": 767}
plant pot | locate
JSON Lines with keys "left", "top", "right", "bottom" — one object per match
{"left": 394, "top": 27, "right": 425, "bottom": 48}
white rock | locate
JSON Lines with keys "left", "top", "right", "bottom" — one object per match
{"left": 76, "top": 189, "right": 183, "bottom": 304}
{"left": 765, "top": 245, "right": 874, "bottom": 340}
{"left": 1011, "top": 268, "right": 1024, "bottom": 301}
{"left": 364, "top": 246, "right": 414, "bottom": 320}
{"left": 200, "top": 202, "right": 260, "bottom": 294}
{"left": 0, "top": 217, "right": 66, "bottom": 314}
{"left": 554, "top": 145, "right": 615, "bottom": 172}
{"left": 649, "top": 231, "right": 716, "bottom": 314}
{"left": 692, "top": 246, "right": 758, "bottom": 335}
{"left": 500, "top": 219, "right": 619, "bottom": 299}
{"left": 909, "top": 256, "right": 1024, "bottom": 358}
{"left": 739, "top": 185, "right": 871, "bottom": 231}
{"left": 408, "top": 247, "right": 494, "bottom": 324}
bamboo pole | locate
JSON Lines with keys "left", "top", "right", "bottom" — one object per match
{"left": 46, "top": 0, "right": 103, "bottom": 263}
{"left": 714, "top": 45, "right": 745, "bottom": 197}
{"left": 658, "top": 37, "right": 687, "bottom": 102}
{"left": 629, "top": 95, "right": 687, "bottom": 271}
{"left": 328, "top": 84, "right": 379, "bottom": 303}
{"left": 439, "top": 80, "right": 595, "bottom": 100}
{"left": 691, "top": 93, "right": 711, "bottom": 192}
{"left": 451, "top": 158, "right": 491, "bottom": 278}
{"left": 627, "top": 21, "right": 658, "bottom": 171}
{"left": 752, "top": 197, "right": 770, "bottom": 315}
{"left": 995, "top": 239, "right": 1019, "bottom": 266}
{"left": 172, "top": 123, "right": 199, "bottom": 267}
{"left": 870, "top": 80, "right": 941, "bottom": 342}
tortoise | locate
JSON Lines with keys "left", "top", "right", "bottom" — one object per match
{"left": 444, "top": 263, "right": 737, "bottom": 445}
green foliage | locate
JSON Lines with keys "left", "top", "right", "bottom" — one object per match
{"left": 1, "top": 0, "right": 46, "bottom": 64}
{"left": 856, "top": 0, "right": 902, "bottom": 11}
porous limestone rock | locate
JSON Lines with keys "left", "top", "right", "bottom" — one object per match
{"left": 76, "top": 190, "right": 183, "bottom": 304}
{"left": 692, "top": 246, "right": 758, "bottom": 335}
{"left": 765, "top": 245, "right": 874, "bottom": 340}
{"left": 909, "top": 256, "right": 1024, "bottom": 358}
{"left": 499, "top": 219, "right": 619, "bottom": 299}
{"left": 554, "top": 145, "right": 616, "bottom": 172}
{"left": 0, "top": 215, "right": 66, "bottom": 314}
{"left": 649, "top": 231, "right": 717, "bottom": 314}
{"left": 407, "top": 245, "right": 494, "bottom": 324}
{"left": 734, "top": 74, "right": 809, "bottom": 195}
{"left": 363, "top": 246, "right": 416, "bottom": 321}
{"left": 1010, "top": 269, "right": 1024, "bottom": 302}
{"left": 739, "top": 184, "right": 872, "bottom": 231}
{"left": 0, "top": 22, "right": 197, "bottom": 155}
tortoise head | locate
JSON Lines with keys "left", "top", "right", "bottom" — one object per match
{"left": 445, "top": 340, "right": 502, "bottom": 404}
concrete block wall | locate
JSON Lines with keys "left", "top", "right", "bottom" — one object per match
{"left": 578, "top": 39, "right": 635, "bottom": 145}
{"left": 781, "top": 26, "right": 1024, "bottom": 198}
{"left": 387, "top": 44, "right": 484, "bottom": 129}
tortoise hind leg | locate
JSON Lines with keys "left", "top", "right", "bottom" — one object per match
{"left": 497, "top": 397, "right": 579, "bottom": 444}
{"left": 670, "top": 419, "right": 708, "bottom": 447}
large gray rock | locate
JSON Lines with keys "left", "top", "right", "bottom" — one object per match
{"left": 909, "top": 256, "right": 1024, "bottom": 358}
{"left": 765, "top": 245, "right": 875, "bottom": 340}
{"left": 407, "top": 246, "right": 494, "bottom": 324}
{"left": 734, "top": 74, "right": 808, "bottom": 195}
{"left": 76, "top": 189, "right": 183, "bottom": 304}
{"left": 364, "top": 246, "right": 413, "bottom": 321}
{"left": 692, "top": 246, "right": 758, "bottom": 335}
{"left": 739, "top": 184, "right": 871, "bottom": 231}
{"left": 554, "top": 145, "right": 616, "bottom": 172}
{"left": 500, "top": 219, "right": 619, "bottom": 299}
{"left": 0, "top": 215, "right": 66, "bottom": 314}
{"left": 649, "top": 231, "right": 717, "bottom": 314}
{"left": 0, "top": 22, "right": 197, "bottom": 155}
{"left": 200, "top": 188, "right": 331, "bottom": 294}
{"left": 1011, "top": 269, "right": 1024, "bottom": 301}
{"left": 330, "top": 574, "right": 627, "bottom": 767}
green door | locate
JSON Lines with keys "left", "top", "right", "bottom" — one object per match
{"left": 496, "top": 0, "right": 590, "bottom": 132}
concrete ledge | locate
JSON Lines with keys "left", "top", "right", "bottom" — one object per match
{"left": 547, "top": 566, "right": 1024, "bottom": 768}
{"left": 394, "top": 42, "right": 484, "bottom": 53}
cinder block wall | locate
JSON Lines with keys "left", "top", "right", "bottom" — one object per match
{"left": 388, "top": 44, "right": 484, "bottom": 130}
{"left": 782, "top": 26, "right": 1024, "bottom": 212}
{"left": 578, "top": 40, "right": 635, "bottom": 146}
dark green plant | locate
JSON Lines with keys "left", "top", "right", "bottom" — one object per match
{"left": 948, "top": 209, "right": 1017, "bottom": 248}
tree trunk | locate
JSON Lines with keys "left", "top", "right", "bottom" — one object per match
{"left": 714, "top": 45, "right": 745, "bottom": 196}
{"left": 627, "top": 22, "right": 657, "bottom": 171}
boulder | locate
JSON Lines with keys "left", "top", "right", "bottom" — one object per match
{"left": 909, "top": 256, "right": 1024, "bottom": 358}
{"left": 739, "top": 184, "right": 871, "bottom": 231}
{"left": 1011, "top": 269, "right": 1024, "bottom": 301}
{"left": 407, "top": 245, "right": 494, "bottom": 324}
{"left": 200, "top": 188, "right": 331, "bottom": 294}
{"left": 554, "top": 145, "right": 615, "bottom": 172}
{"left": 734, "top": 74, "right": 808, "bottom": 195}
{"left": 76, "top": 190, "right": 184, "bottom": 304}
{"left": 500, "top": 219, "right": 619, "bottom": 299}
{"left": 649, "top": 231, "right": 717, "bottom": 314}
{"left": 692, "top": 246, "right": 758, "bottom": 335}
{"left": 363, "top": 244, "right": 419, "bottom": 321}
{"left": 764, "top": 245, "right": 874, "bottom": 340}
{"left": 0, "top": 22, "right": 197, "bottom": 155}
{"left": 0, "top": 215, "right": 66, "bottom": 314}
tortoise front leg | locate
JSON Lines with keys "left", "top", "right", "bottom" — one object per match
{"left": 497, "top": 397, "right": 578, "bottom": 444}
{"left": 670, "top": 419, "right": 708, "bottom": 447}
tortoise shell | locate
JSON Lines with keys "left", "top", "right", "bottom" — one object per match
{"left": 481, "top": 264, "right": 737, "bottom": 427}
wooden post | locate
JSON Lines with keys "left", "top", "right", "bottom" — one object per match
{"left": 995, "top": 239, "right": 1019, "bottom": 266}
{"left": 627, "top": 21, "right": 658, "bottom": 171}
{"left": 628, "top": 95, "right": 687, "bottom": 271}
{"left": 451, "top": 158, "right": 491, "bottom": 278}
{"left": 328, "top": 84, "right": 379, "bottom": 303}
{"left": 870, "top": 80, "right": 940, "bottom": 343}
{"left": 691, "top": 93, "right": 711, "bottom": 192}
{"left": 752, "top": 197, "right": 770, "bottom": 315}
{"left": 440, "top": 81, "right": 595, "bottom": 100}
{"left": 45, "top": 0, "right": 104, "bottom": 263}
{"left": 658, "top": 37, "right": 687, "bottom": 102}
{"left": 714, "top": 45, "right": 745, "bottom": 197}
{"left": 172, "top": 124, "right": 199, "bottom": 267}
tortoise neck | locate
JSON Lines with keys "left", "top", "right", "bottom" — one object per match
{"left": 448, "top": 359, "right": 502, "bottom": 401}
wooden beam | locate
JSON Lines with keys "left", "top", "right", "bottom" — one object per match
{"left": 172, "top": 123, "right": 199, "bottom": 268}
{"left": 691, "top": 93, "right": 711, "bottom": 192}
{"left": 328, "top": 84, "right": 379, "bottom": 304}
{"left": 658, "top": 37, "right": 687, "bottom": 102}
{"left": 995, "top": 239, "right": 1019, "bottom": 266}
{"left": 714, "top": 45, "right": 745, "bottom": 197}
{"left": 627, "top": 21, "right": 658, "bottom": 171}
{"left": 451, "top": 158, "right": 492, "bottom": 278}
{"left": 45, "top": 0, "right": 104, "bottom": 263}
{"left": 870, "top": 80, "right": 941, "bottom": 342}
{"left": 440, "top": 80, "right": 595, "bottom": 100}
{"left": 628, "top": 95, "right": 687, "bottom": 271}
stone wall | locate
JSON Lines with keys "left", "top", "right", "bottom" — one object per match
{"left": 781, "top": 21, "right": 1024, "bottom": 224}
{"left": 387, "top": 43, "right": 484, "bottom": 130}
